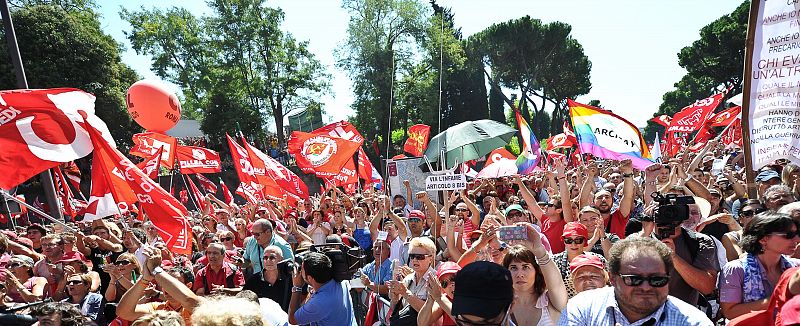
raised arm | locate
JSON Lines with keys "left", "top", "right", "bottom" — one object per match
{"left": 618, "top": 159, "right": 636, "bottom": 218}
{"left": 459, "top": 190, "right": 481, "bottom": 228}
{"left": 554, "top": 160, "right": 574, "bottom": 222}
{"left": 513, "top": 175, "right": 545, "bottom": 222}
{"left": 579, "top": 163, "right": 598, "bottom": 209}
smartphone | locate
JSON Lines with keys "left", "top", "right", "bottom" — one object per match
{"left": 498, "top": 225, "right": 528, "bottom": 241}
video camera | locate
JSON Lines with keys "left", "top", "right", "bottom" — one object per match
{"left": 644, "top": 193, "right": 694, "bottom": 239}
{"left": 288, "top": 243, "right": 366, "bottom": 282}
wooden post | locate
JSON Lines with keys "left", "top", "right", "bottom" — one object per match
{"left": 739, "top": 0, "right": 762, "bottom": 199}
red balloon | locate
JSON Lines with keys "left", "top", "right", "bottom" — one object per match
{"left": 126, "top": 80, "right": 181, "bottom": 133}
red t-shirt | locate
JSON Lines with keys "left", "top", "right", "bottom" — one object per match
{"left": 728, "top": 266, "right": 799, "bottom": 326}
{"left": 541, "top": 218, "right": 567, "bottom": 254}
{"left": 192, "top": 263, "right": 244, "bottom": 293}
{"left": 603, "top": 210, "right": 629, "bottom": 239}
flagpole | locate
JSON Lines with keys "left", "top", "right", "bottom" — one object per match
{"left": 180, "top": 173, "right": 201, "bottom": 212}
{"left": 0, "top": 0, "right": 63, "bottom": 222}
{"left": 0, "top": 190, "right": 75, "bottom": 232}
{"left": 739, "top": 0, "right": 761, "bottom": 199}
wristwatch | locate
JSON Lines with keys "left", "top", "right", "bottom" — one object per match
{"left": 292, "top": 286, "right": 305, "bottom": 293}
{"left": 152, "top": 266, "right": 164, "bottom": 276}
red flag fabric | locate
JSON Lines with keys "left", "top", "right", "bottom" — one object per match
{"left": 82, "top": 157, "right": 120, "bottom": 221}
{"left": 196, "top": 174, "right": 218, "bottom": 194}
{"left": 403, "top": 124, "right": 431, "bottom": 157}
{"left": 241, "top": 137, "right": 288, "bottom": 201}
{"left": 136, "top": 146, "right": 163, "bottom": 179}
{"left": 650, "top": 115, "right": 672, "bottom": 127}
{"left": 546, "top": 151, "right": 567, "bottom": 161}
{"left": 487, "top": 148, "right": 516, "bottom": 165}
{"left": 562, "top": 120, "right": 578, "bottom": 144}
{"left": 0, "top": 88, "right": 114, "bottom": 189}
{"left": 288, "top": 131, "right": 363, "bottom": 175}
{"left": 61, "top": 161, "right": 82, "bottom": 192}
{"left": 721, "top": 119, "right": 743, "bottom": 147}
{"left": 179, "top": 189, "right": 188, "bottom": 205}
{"left": 176, "top": 146, "right": 221, "bottom": 174}
{"left": 708, "top": 106, "right": 741, "bottom": 127}
{"left": 53, "top": 168, "right": 75, "bottom": 218}
{"left": 130, "top": 132, "right": 177, "bottom": 168}
{"left": 225, "top": 134, "right": 262, "bottom": 203}
{"left": 544, "top": 133, "right": 575, "bottom": 150}
{"left": 220, "top": 182, "right": 234, "bottom": 205}
{"left": 259, "top": 145, "right": 310, "bottom": 200}
{"left": 392, "top": 154, "right": 407, "bottom": 160}
{"left": 88, "top": 124, "right": 192, "bottom": 255}
{"left": 186, "top": 176, "right": 206, "bottom": 212}
{"left": 694, "top": 125, "right": 716, "bottom": 145}
{"left": 666, "top": 92, "right": 725, "bottom": 133}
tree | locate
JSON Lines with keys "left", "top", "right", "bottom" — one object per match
{"left": 0, "top": 1, "right": 141, "bottom": 146}
{"left": 122, "top": 0, "right": 329, "bottom": 145}
{"left": 643, "top": 1, "right": 748, "bottom": 140}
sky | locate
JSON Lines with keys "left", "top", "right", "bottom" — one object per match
{"left": 97, "top": 0, "right": 745, "bottom": 130}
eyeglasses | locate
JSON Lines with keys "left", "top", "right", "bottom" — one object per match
{"left": 507, "top": 212, "right": 523, "bottom": 219}
{"left": 7, "top": 263, "right": 22, "bottom": 269}
{"left": 772, "top": 231, "right": 800, "bottom": 239}
{"left": 114, "top": 260, "right": 131, "bottom": 266}
{"left": 563, "top": 237, "right": 585, "bottom": 245}
{"left": 408, "top": 218, "right": 422, "bottom": 223}
{"left": 440, "top": 277, "right": 455, "bottom": 288}
{"left": 618, "top": 274, "right": 670, "bottom": 287}
{"left": 221, "top": 237, "right": 233, "bottom": 241}
{"left": 740, "top": 207, "right": 765, "bottom": 217}
{"left": 263, "top": 255, "right": 279, "bottom": 261}
{"left": 41, "top": 243, "right": 60, "bottom": 248}
{"left": 539, "top": 203, "right": 554, "bottom": 207}
{"left": 66, "top": 280, "right": 84, "bottom": 286}
{"left": 408, "top": 253, "right": 431, "bottom": 261}
{"left": 455, "top": 208, "right": 469, "bottom": 212}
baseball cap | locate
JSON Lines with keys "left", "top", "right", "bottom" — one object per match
{"left": 10, "top": 255, "right": 34, "bottom": 267}
{"left": 503, "top": 204, "right": 524, "bottom": 215}
{"left": 755, "top": 170, "right": 780, "bottom": 182}
{"left": 26, "top": 223, "right": 46, "bottom": 235}
{"left": 451, "top": 261, "right": 514, "bottom": 319}
{"left": 436, "top": 261, "right": 462, "bottom": 279}
{"left": 569, "top": 254, "right": 605, "bottom": 275}
{"left": 562, "top": 222, "right": 589, "bottom": 239}
{"left": 408, "top": 210, "right": 425, "bottom": 220}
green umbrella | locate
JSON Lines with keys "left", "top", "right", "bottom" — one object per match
{"left": 423, "top": 120, "right": 517, "bottom": 169}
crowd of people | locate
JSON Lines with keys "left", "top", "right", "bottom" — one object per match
{"left": 2, "top": 139, "right": 800, "bottom": 325}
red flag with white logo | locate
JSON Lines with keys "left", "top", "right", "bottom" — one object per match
{"left": 0, "top": 88, "right": 114, "bottom": 189}
{"left": 196, "top": 174, "right": 217, "bottom": 194}
{"left": 136, "top": 146, "right": 163, "bottom": 179}
{"left": 220, "top": 181, "right": 234, "bottom": 205}
{"left": 88, "top": 123, "right": 192, "bottom": 255}
{"left": 403, "top": 124, "right": 431, "bottom": 157}
{"left": 544, "top": 133, "right": 575, "bottom": 150}
{"left": 130, "top": 132, "right": 177, "bottom": 168}
{"left": 176, "top": 146, "right": 221, "bottom": 174}
{"left": 666, "top": 92, "right": 725, "bottom": 133}
{"left": 650, "top": 115, "right": 672, "bottom": 127}
{"left": 288, "top": 131, "right": 363, "bottom": 175}
{"left": 52, "top": 168, "right": 76, "bottom": 218}
{"left": 721, "top": 118, "right": 743, "bottom": 147}
{"left": 486, "top": 148, "right": 516, "bottom": 166}
{"left": 708, "top": 106, "right": 741, "bottom": 127}
{"left": 563, "top": 120, "right": 578, "bottom": 144}
{"left": 225, "top": 134, "right": 262, "bottom": 203}
{"left": 245, "top": 139, "right": 309, "bottom": 200}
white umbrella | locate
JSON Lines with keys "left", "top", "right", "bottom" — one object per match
{"left": 727, "top": 93, "right": 742, "bottom": 106}
{"left": 476, "top": 159, "right": 518, "bottom": 179}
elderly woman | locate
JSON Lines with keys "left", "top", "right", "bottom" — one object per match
{"left": 502, "top": 223, "right": 568, "bottom": 325}
{"left": 719, "top": 213, "right": 800, "bottom": 320}
{"left": 389, "top": 237, "right": 437, "bottom": 324}
{"left": 3, "top": 255, "right": 47, "bottom": 303}
{"left": 552, "top": 222, "right": 606, "bottom": 298}
{"left": 103, "top": 253, "right": 143, "bottom": 303}
{"left": 576, "top": 206, "right": 616, "bottom": 258}
{"left": 217, "top": 230, "right": 239, "bottom": 251}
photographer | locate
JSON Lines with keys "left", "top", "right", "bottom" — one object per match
{"left": 288, "top": 252, "right": 357, "bottom": 326}
{"left": 641, "top": 194, "right": 721, "bottom": 308}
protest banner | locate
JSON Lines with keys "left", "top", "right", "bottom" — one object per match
{"left": 425, "top": 174, "right": 467, "bottom": 191}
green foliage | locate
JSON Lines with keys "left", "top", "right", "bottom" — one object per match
{"left": 0, "top": 2, "right": 141, "bottom": 146}
{"left": 643, "top": 1, "right": 749, "bottom": 140}
{"left": 390, "top": 128, "right": 405, "bottom": 147}
{"left": 122, "top": 0, "right": 330, "bottom": 145}
{"left": 506, "top": 136, "right": 520, "bottom": 156}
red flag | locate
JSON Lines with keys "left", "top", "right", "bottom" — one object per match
{"left": 186, "top": 176, "right": 206, "bottom": 212}
{"left": 88, "top": 123, "right": 192, "bottom": 255}
{"left": 175, "top": 146, "right": 221, "bottom": 174}
{"left": 403, "top": 124, "right": 431, "bottom": 157}
{"left": 0, "top": 88, "right": 114, "bottom": 189}
{"left": 563, "top": 120, "right": 578, "bottom": 144}
{"left": 220, "top": 182, "right": 234, "bottom": 205}
{"left": 694, "top": 125, "right": 716, "bottom": 145}
{"left": 721, "top": 118, "right": 743, "bottom": 147}
{"left": 53, "top": 168, "right": 75, "bottom": 218}
{"left": 487, "top": 148, "right": 516, "bottom": 165}
{"left": 392, "top": 154, "right": 407, "bottom": 160}
{"left": 544, "top": 133, "right": 575, "bottom": 150}
{"left": 136, "top": 145, "right": 163, "bottom": 179}
{"left": 196, "top": 174, "right": 218, "bottom": 194}
{"left": 179, "top": 189, "right": 188, "bottom": 205}
{"left": 60, "top": 161, "right": 82, "bottom": 192}
{"left": 240, "top": 137, "right": 288, "bottom": 201}
{"left": 546, "top": 150, "right": 567, "bottom": 161}
{"left": 83, "top": 140, "right": 139, "bottom": 221}
{"left": 667, "top": 92, "right": 725, "bottom": 133}
{"left": 288, "top": 131, "right": 363, "bottom": 175}
{"left": 708, "top": 106, "right": 741, "bottom": 127}
{"left": 225, "top": 134, "right": 262, "bottom": 203}
{"left": 130, "top": 132, "right": 177, "bottom": 168}
{"left": 650, "top": 115, "right": 672, "bottom": 127}
{"left": 260, "top": 146, "right": 310, "bottom": 200}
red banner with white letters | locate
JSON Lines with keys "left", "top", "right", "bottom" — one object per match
{"left": 130, "top": 132, "right": 177, "bottom": 168}
{"left": 176, "top": 146, "right": 222, "bottom": 174}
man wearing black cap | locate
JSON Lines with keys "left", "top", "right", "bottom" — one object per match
{"left": 26, "top": 224, "right": 46, "bottom": 253}
{"left": 451, "top": 261, "right": 514, "bottom": 325}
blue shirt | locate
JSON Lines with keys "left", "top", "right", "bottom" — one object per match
{"left": 64, "top": 292, "right": 105, "bottom": 325}
{"left": 353, "top": 228, "right": 372, "bottom": 250}
{"left": 294, "top": 280, "right": 357, "bottom": 326}
{"left": 361, "top": 259, "right": 392, "bottom": 285}
{"left": 557, "top": 287, "right": 712, "bottom": 326}
{"left": 244, "top": 234, "right": 294, "bottom": 274}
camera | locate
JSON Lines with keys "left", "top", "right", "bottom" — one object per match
{"left": 291, "top": 243, "right": 366, "bottom": 282}
{"left": 646, "top": 193, "right": 694, "bottom": 239}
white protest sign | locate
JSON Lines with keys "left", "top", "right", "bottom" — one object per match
{"left": 376, "top": 231, "right": 388, "bottom": 242}
{"left": 746, "top": 1, "right": 800, "bottom": 169}
{"left": 711, "top": 159, "right": 725, "bottom": 176}
{"left": 425, "top": 174, "right": 467, "bottom": 191}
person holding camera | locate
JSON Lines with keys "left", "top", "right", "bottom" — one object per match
{"left": 242, "top": 245, "right": 291, "bottom": 310}
{"left": 288, "top": 252, "right": 357, "bottom": 326}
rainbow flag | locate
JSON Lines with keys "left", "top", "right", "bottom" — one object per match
{"left": 514, "top": 110, "right": 541, "bottom": 175}
{"left": 568, "top": 99, "right": 653, "bottom": 170}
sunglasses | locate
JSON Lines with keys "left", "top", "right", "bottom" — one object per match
{"left": 7, "top": 262, "right": 22, "bottom": 269}
{"left": 740, "top": 207, "right": 766, "bottom": 217}
{"left": 114, "top": 260, "right": 131, "bottom": 266}
{"left": 221, "top": 237, "right": 233, "bottom": 241}
{"left": 440, "top": 277, "right": 455, "bottom": 288}
{"left": 618, "top": 274, "right": 670, "bottom": 287}
{"left": 67, "top": 280, "right": 84, "bottom": 286}
{"left": 408, "top": 253, "right": 431, "bottom": 261}
{"left": 507, "top": 212, "right": 523, "bottom": 218}
{"left": 563, "top": 237, "right": 585, "bottom": 245}
{"left": 454, "top": 208, "right": 469, "bottom": 212}
{"left": 772, "top": 231, "right": 800, "bottom": 239}
{"left": 263, "top": 255, "right": 279, "bottom": 261}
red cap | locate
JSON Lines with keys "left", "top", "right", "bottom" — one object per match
{"left": 782, "top": 293, "right": 800, "bottom": 324}
{"left": 408, "top": 210, "right": 425, "bottom": 219}
{"left": 569, "top": 254, "right": 605, "bottom": 274}
{"left": 436, "top": 261, "right": 461, "bottom": 279}
{"left": 562, "top": 222, "right": 588, "bottom": 239}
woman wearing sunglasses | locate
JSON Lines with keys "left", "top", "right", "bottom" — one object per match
{"left": 3, "top": 255, "right": 47, "bottom": 304}
{"left": 217, "top": 230, "right": 239, "bottom": 252}
{"left": 388, "top": 237, "right": 436, "bottom": 325}
{"left": 719, "top": 213, "right": 800, "bottom": 320}
{"left": 721, "top": 199, "right": 765, "bottom": 261}
{"left": 552, "top": 222, "right": 607, "bottom": 298}
{"left": 103, "top": 253, "right": 142, "bottom": 303}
